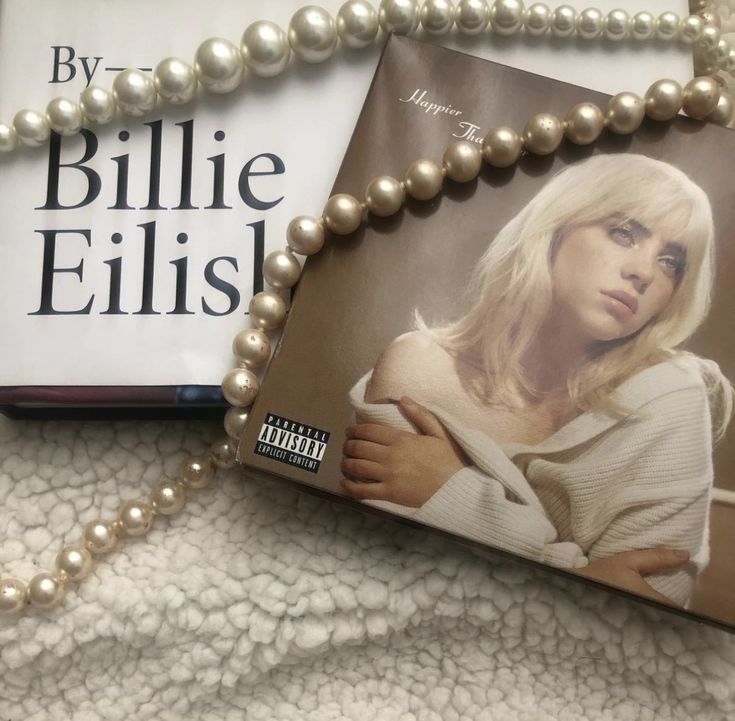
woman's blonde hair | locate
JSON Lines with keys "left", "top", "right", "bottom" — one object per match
{"left": 426, "top": 153, "right": 733, "bottom": 439}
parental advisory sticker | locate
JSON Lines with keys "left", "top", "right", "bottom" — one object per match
{"left": 254, "top": 413, "right": 330, "bottom": 474}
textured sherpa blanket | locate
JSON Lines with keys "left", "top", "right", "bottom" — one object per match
{"left": 1, "top": 415, "right": 734, "bottom": 721}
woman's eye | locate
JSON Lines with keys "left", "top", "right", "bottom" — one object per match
{"left": 659, "top": 254, "right": 684, "bottom": 276}
{"left": 608, "top": 225, "right": 636, "bottom": 245}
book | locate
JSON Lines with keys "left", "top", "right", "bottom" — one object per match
{"left": 239, "top": 35, "right": 735, "bottom": 631}
{"left": 0, "top": 0, "right": 690, "bottom": 413}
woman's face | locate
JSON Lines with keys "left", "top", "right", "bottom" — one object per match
{"left": 550, "top": 216, "right": 686, "bottom": 344}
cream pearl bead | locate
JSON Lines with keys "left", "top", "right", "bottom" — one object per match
{"left": 150, "top": 480, "right": 186, "bottom": 515}
{"left": 242, "top": 21, "right": 291, "bottom": 77}
{"left": 287, "top": 216, "right": 325, "bottom": 255}
{"left": 655, "top": 12, "right": 680, "bottom": 41}
{"left": 698, "top": 24, "right": 720, "bottom": 53}
{"left": 0, "top": 578, "right": 27, "bottom": 614}
{"left": 605, "top": 92, "right": 645, "bottom": 134}
{"left": 113, "top": 69, "right": 157, "bottom": 116}
{"left": 575, "top": 7, "right": 603, "bottom": 39}
{"left": 13, "top": 109, "right": 50, "bottom": 147}
{"left": 365, "top": 176, "right": 405, "bottom": 216}
{"left": 118, "top": 500, "right": 154, "bottom": 537}
{"left": 682, "top": 76, "right": 720, "bottom": 119}
{"left": 482, "top": 126, "right": 522, "bottom": 167}
{"left": 420, "top": 0, "right": 455, "bottom": 36}
{"left": 46, "top": 97, "right": 84, "bottom": 136}
{"left": 79, "top": 86, "right": 116, "bottom": 124}
{"left": 154, "top": 58, "right": 197, "bottom": 104}
{"left": 604, "top": 9, "right": 629, "bottom": 41}
{"left": 564, "top": 103, "right": 604, "bottom": 145}
{"left": 84, "top": 519, "right": 118, "bottom": 555}
{"left": 678, "top": 14, "right": 704, "bottom": 45}
{"left": 713, "top": 39, "right": 731, "bottom": 67}
{"left": 630, "top": 11, "right": 655, "bottom": 41}
{"left": 490, "top": 0, "right": 524, "bottom": 36}
{"left": 224, "top": 407, "right": 250, "bottom": 441}
{"left": 233, "top": 328, "right": 270, "bottom": 368}
{"left": 454, "top": 0, "right": 490, "bottom": 34}
{"left": 0, "top": 123, "right": 18, "bottom": 153}
{"left": 550, "top": 5, "right": 576, "bottom": 38}
{"left": 222, "top": 367, "right": 260, "bottom": 407}
{"left": 522, "top": 113, "right": 563, "bottom": 155}
{"left": 249, "top": 291, "right": 288, "bottom": 330}
{"left": 323, "top": 193, "right": 363, "bottom": 235}
{"left": 524, "top": 3, "right": 551, "bottom": 35}
{"left": 195, "top": 38, "right": 245, "bottom": 93}
{"left": 210, "top": 437, "right": 238, "bottom": 469}
{"left": 178, "top": 455, "right": 217, "bottom": 489}
{"left": 404, "top": 159, "right": 443, "bottom": 200}
{"left": 442, "top": 140, "right": 482, "bottom": 182}
{"left": 708, "top": 92, "right": 734, "bottom": 126}
{"left": 27, "top": 573, "right": 65, "bottom": 609}
{"left": 289, "top": 6, "right": 339, "bottom": 63}
{"left": 379, "top": 0, "right": 420, "bottom": 35}
{"left": 337, "top": 0, "right": 380, "bottom": 48}
{"left": 56, "top": 545, "right": 93, "bottom": 582}
{"left": 263, "top": 249, "right": 302, "bottom": 289}
{"left": 644, "top": 79, "right": 683, "bottom": 122}
{"left": 698, "top": 11, "right": 721, "bottom": 30}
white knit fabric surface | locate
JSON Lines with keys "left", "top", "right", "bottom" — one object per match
{"left": 1, "top": 415, "right": 734, "bottom": 720}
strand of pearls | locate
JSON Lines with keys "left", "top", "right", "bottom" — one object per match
{"left": 0, "top": 1, "right": 733, "bottom": 153}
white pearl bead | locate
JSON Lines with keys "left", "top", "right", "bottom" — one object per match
{"left": 604, "top": 9, "right": 629, "bottom": 41}
{"left": 0, "top": 578, "right": 26, "bottom": 614}
{"left": 442, "top": 140, "right": 482, "bottom": 182}
{"left": 550, "top": 5, "right": 576, "bottom": 38}
{"left": 420, "top": 0, "right": 455, "bottom": 36}
{"left": 13, "top": 109, "right": 50, "bottom": 147}
{"left": 210, "top": 437, "right": 238, "bottom": 469}
{"left": 233, "top": 328, "right": 271, "bottom": 367}
{"left": 404, "top": 159, "right": 443, "bottom": 200}
{"left": 112, "top": 69, "right": 157, "bottom": 116}
{"left": 490, "top": 0, "right": 524, "bottom": 36}
{"left": 575, "top": 7, "right": 603, "bottom": 40}
{"left": 222, "top": 367, "right": 260, "bottom": 407}
{"left": 27, "top": 573, "right": 65, "bottom": 609}
{"left": 682, "top": 76, "right": 720, "bottom": 119}
{"left": 84, "top": 519, "right": 118, "bottom": 554}
{"left": 605, "top": 92, "right": 645, "bottom": 134}
{"left": 289, "top": 6, "right": 339, "bottom": 63}
{"left": 482, "top": 126, "right": 522, "bottom": 167}
{"left": 365, "top": 175, "right": 405, "bottom": 216}
{"left": 249, "top": 291, "right": 288, "bottom": 330}
{"left": 714, "top": 39, "right": 731, "bottom": 67}
{"left": 178, "top": 455, "right": 217, "bottom": 489}
{"left": 644, "top": 79, "right": 683, "bottom": 122}
{"left": 524, "top": 3, "right": 550, "bottom": 35}
{"left": 224, "top": 407, "right": 250, "bottom": 441}
{"left": 678, "top": 14, "right": 704, "bottom": 45}
{"left": 242, "top": 21, "right": 291, "bottom": 77}
{"left": 46, "top": 97, "right": 84, "bottom": 136}
{"left": 0, "top": 123, "right": 18, "bottom": 153}
{"left": 154, "top": 58, "right": 198, "bottom": 104}
{"left": 379, "top": 0, "right": 420, "bottom": 35}
{"left": 564, "top": 103, "right": 604, "bottom": 145}
{"left": 263, "top": 249, "right": 302, "bottom": 289}
{"left": 655, "top": 12, "right": 680, "bottom": 41}
{"left": 195, "top": 38, "right": 245, "bottom": 93}
{"left": 698, "top": 24, "right": 721, "bottom": 53}
{"left": 630, "top": 11, "right": 655, "bottom": 41}
{"left": 150, "top": 480, "right": 186, "bottom": 515}
{"left": 454, "top": 0, "right": 490, "bottom": 35}
{"left": 79, "top": 86, "right": 116, "bottom": 124}
{"left": 708, "top": 92, "right": 734, "bottom": 126}
{"left": 323, "top": 193, "right": 363, "bottom": 234}
{"left": 118, "top": 500, "right": 155, "bottom": 536}
{"left": 337, "top": 0, "right": 380, "bottom": 48}
{"left": 522, "top": 113, "right": 563, "bottom": 155}
{"left": 56, "top": 545, "right": 93, "bottom": 582}
{"left": 287, "top": 216, "right": 325, "bottom": 255}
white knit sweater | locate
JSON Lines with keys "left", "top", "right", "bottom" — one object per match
{"left": 349, "top": 359, "right": 713, "bottom": 606}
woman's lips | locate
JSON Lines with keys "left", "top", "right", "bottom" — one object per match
{"left": 602, "top": 290, "right": 638, "bottom": 316}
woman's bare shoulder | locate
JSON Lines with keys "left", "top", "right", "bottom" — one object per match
{"left": 364, "top": 330, "right": 454, "bottom": 403}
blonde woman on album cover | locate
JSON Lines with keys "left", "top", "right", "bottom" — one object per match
{"left": 341, "top": 153, "right": 732, "bottom": 608}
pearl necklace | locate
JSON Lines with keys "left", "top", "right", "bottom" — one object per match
{"left": 0, "top": 0, "right": 733, "bottom": 615}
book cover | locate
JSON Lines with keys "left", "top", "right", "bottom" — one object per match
{"left": 239, "top": 35, "right": 735, "bottom": 630}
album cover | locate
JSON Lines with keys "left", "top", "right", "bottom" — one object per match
{"left": 238, "top": 35, "right": 735, "bottom": 630}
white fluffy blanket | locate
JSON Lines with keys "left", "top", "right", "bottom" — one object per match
{"left": 1, "top": 416, "right": 734, "bottom": 720}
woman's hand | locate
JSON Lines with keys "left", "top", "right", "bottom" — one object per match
{"left": 340, "top": 396, "right": 468, "bottom": 507}
{"left": 574, "top": 548, "right": 691, "bottom": 605}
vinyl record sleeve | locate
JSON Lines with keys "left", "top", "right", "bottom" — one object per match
{"left": 239, "top": 36, "right": 735, "bottom": 631}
